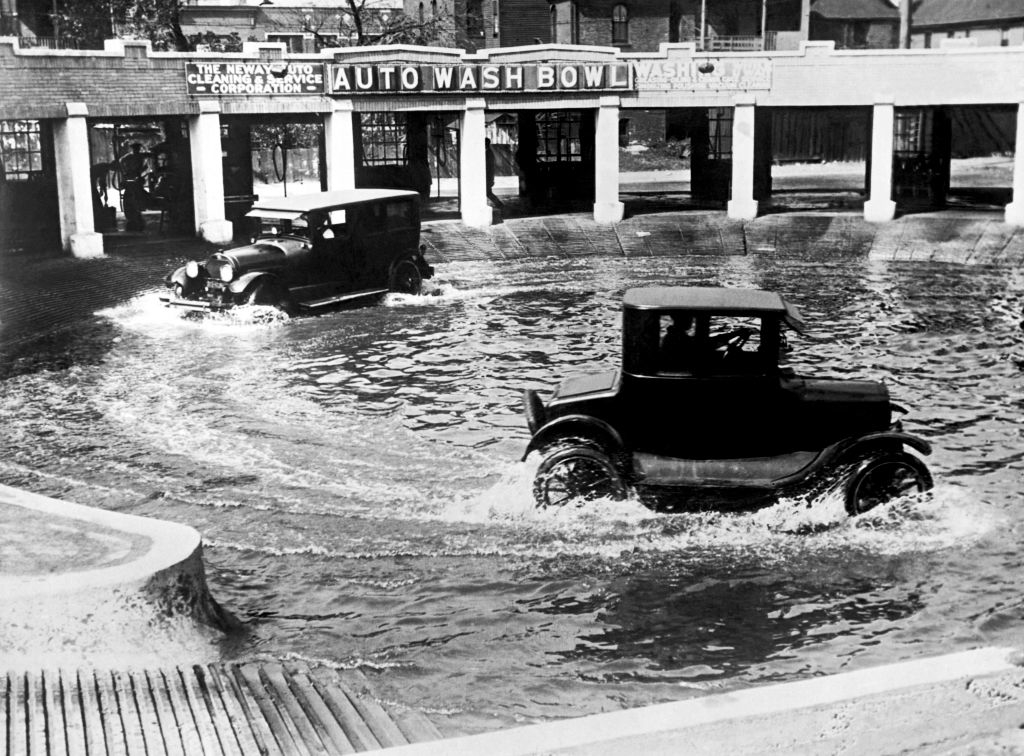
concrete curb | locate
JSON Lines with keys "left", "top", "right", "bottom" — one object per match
{"left": 384, "top": 647, "right": 1024, "bottom": 755}
{"left": 0, "top": 482, "right": 200, "bottom": 596}
{"left": 0, "top": 484, "right": 235, "bottom": 643}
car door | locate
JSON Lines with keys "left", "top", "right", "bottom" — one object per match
{"left": 312, "top": 207, "right": 355, "bottom": 293}
{"left": 623, "top": 314, "right": 785, "bottom": 459}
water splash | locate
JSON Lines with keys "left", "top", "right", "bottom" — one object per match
{"left": 98, "top": 291, "right": 291, "bottom": 334}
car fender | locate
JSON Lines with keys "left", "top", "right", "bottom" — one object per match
{"left": 834, "top": 431, "right": 932, "bottom": 463}
{"left": 229, "top": 271, "right": 277, "bottom": 295}
{"left": 166, "top": 266, "right": 188, "bottom": 288}
{"left": 522, "top": 415, "right": 625, "bottom": 461}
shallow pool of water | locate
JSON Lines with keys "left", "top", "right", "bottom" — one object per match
{"left": 2, "top": 254, "right": 1023, "bottom": 735}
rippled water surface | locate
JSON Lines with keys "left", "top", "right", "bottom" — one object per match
{"left": 2, "top": 254, "right": 1023, "bottom": 735}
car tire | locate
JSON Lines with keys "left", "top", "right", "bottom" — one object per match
{"left": 246, "top": 281, "right": 294, "bottom": 314}
{"left": 389, "top": 259, "right": 423, "bottom": 295}
{"left": 533, "top": 443, "right": 627, "bottom": 509}
{"left": 843, "top": 451, "right": 933, "bottom": 516}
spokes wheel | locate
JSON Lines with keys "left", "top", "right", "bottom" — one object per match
{"left": 389, "top": 260, "right": 423, "bottom": 295}
{"left": 844, "top": 452, "right": 933, "bottom": 516}
{"left": 533, "top": 445, "right": 626, "bottom": 509}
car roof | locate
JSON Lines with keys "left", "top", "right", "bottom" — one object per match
{"left": 249, "top": 188, "right": 419, "bottom": 214}
{"left": 623, "top": 286, "right": 806, "bottom": 332}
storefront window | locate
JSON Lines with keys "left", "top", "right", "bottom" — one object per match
{"left": 536, "top": 112, "right": 582, "bottom": 163}
{"left": 0, "top": 120, "right": 43, "bottom": 181}
{"left": 361, "top": 113, "right": 407, "bottom": 165}
{"left": 708, "top": 108, "right": 733, "bottom": 160}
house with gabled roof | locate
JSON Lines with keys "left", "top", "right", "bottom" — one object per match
{"left": 909, "top": 0, "right": 1024, "bottom": 48}
{"left": 809, "top": 0, "right": 899, "bottom": 49}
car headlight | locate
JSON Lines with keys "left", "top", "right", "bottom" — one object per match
{"left": 217, "top": 261, "right": 234, "bottom": 283}
{"left": 185, "top": 260, "right": 199, "bottom": 278}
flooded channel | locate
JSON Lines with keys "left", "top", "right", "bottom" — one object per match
{"left": 1, "top": 253, "right": 1023, "bottom": 735}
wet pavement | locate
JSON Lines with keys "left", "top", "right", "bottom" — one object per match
{"left": 2, "top": 190, "right": 1023, "bottom": 361}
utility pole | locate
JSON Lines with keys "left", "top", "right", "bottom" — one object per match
{"left": 799, "top": 0, "right": 811, "bottom": 40}
{"left": 899, "top": 0, "right": 911, "bottom": 48}
{"left": 700, "top": 0, "right": 706, "bottom": 51}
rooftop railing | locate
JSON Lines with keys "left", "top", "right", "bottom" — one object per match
{"left": 11, "top": 36, "right": 80, "bottom": 49}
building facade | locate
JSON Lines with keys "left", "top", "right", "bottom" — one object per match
{"left": 1, "top": 36, "right": 1022, "bottom": 258}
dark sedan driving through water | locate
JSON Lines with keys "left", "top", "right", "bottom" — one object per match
{"left": 162, "top": 188, "right": 434, "bottom": 314}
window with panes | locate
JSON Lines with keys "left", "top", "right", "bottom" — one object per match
{"left": 360, "top": 113, "right": 407, "bottom": 166}
{"left": 536, "top": 112, "right": 582, "bottom": 163}
{"left": 0, "top": 120, "right": 43, "bottom": 181}
{"left": 612, "top": 4, "right": 628, "bottom": 44}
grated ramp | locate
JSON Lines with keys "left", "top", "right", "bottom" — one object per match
{"left": 1, "top": 663, "right": 443, "bottom": 755}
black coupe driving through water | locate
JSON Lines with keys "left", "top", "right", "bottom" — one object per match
{"left": 523, "top": 286, "right": 933, "bottom": 514}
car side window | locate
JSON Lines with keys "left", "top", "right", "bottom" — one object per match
{"left": 659, "top": 313, "right": 701, "bottom": 373}
{"left": 385, "top": 201, "right": 411, "bottom": 227}
{"left": 361, "top": 202, "right": 388, "bottom": 233}
{"left": 659, "top": 313, "right": 764, "bottom": 374}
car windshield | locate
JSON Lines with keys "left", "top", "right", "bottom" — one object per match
{"left": 253, "top": 215, "right": 311, "bottom": 240}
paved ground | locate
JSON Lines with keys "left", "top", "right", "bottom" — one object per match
{"left": 2, "top": 190, "right": 1022, "bottom": 360}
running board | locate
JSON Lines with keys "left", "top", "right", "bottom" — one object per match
{"left": 300, "top": 288, "right": 389, "bottom": 310}
{"left": 633, "top": 450, "right": 820, "bottom": 487}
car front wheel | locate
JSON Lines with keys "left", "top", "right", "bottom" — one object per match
{"left": 246, "top": 281, "right": 293, "bottom": 313}
{"left": 843, "top": 451, "right": 933, "bottom": 516}
{"left": 533, "top": 444, "right": 627, "bottom": 509}
{"left": 389, "top": 259, "right": 423, "bottom": 295}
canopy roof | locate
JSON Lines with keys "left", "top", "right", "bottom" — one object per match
{"left": 623, "top": 287, "right": 806, "bottom": 332}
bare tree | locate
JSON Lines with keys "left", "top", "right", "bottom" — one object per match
{"left": 275, "top": 4, "right": 456, "bottom": 49}
{"left": 51, "top": 0, "right": 190, "bottom": 51}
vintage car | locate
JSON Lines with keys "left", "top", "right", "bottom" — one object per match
{"left": 523, "top": 287, "right": 934, "bottom": 515}
{"left": 162, "top": 189, "right": 434, "bottom": 313}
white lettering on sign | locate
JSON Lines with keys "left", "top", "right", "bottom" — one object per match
{"left": 632, "top": 58, "right": 772, "bottom": 91}
{"left": 325, "top": 63, "right": 632, "bottom": 94}
{"left": 187, "top": 62, "right": 325, "bottom": 95}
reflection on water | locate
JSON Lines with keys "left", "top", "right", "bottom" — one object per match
{"left": 0, "top": 255, "right": 1022, "bottom": 734}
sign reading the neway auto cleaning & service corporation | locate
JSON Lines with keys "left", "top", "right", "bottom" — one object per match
{"left": 187, "top": 62, "right": 326, "bottom": 95}
{"left": 328, "top": 63, "right": 632, "bottom": 93}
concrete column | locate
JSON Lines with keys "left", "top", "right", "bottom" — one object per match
{"left": 188, "top": 101, "right": 233, "bottom": 244}
{"left": 460, "top": 98, "right": 492, "bottom": 228}
{"left": 865, "top": 98, "right": 897, "bottom": 223}
{"left": 593, "top": 96, "right": 624, "bottom": 224}
{"left": 727, "top": 98, "right": 758, "bottom": 221}
{"left": 1005, "top": 102, "right": 1024, "bottom": 227}
{"left": 53, "top": 103, "right": 103, "bottom": 258}
{"left": 325, "top": 100, "right": 356, "bottom": 191}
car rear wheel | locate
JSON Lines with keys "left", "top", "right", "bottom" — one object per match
{"left": 844, "top": 451, "right": 933, "bottom": 516}
{"left": 533, "top": 444, "right": 627, "bottom": 509}
{"left": 389, "top": 259, "right": 423, "bottom": 295}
